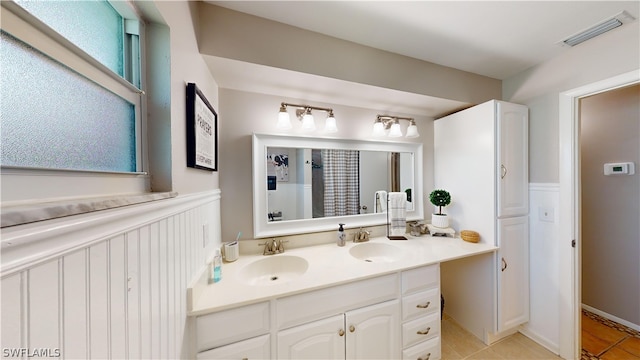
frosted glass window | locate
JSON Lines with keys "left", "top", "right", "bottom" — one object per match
{"left": 14, "top": 0, "right": 124, "bottom": 76}
{"left": 0, "top": 31, "right": 136, "bottom": 172}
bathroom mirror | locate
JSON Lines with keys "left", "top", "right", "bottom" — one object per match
{"left": 253, "top": 133, "right": 424, "bottom": 237}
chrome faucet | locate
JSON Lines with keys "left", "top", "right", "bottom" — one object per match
{"left": 354, "top": 228, "right": 371, "bottom": 242}
{"left": 259, "top": 238, "right": 287, "bottom": 255}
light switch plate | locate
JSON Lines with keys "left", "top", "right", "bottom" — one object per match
{"left": 538, "top": 207, "right": 555, "bottom": 223}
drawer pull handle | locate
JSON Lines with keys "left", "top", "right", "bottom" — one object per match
{"left": 417, "top": 327, "right": 431, "bottom": 335}
{"left": 416, "top": 301, "right": 431, "bottom": 309}
{"left": 339, "top": 329, "right": 345, "bottom": 336}
{"left": 501, "top": 257, "right": 508, "bottom": 272}
{"left": 417, "top": 353, "right": 431, "bottom": 360}
{"left": 349, "top": 325, "right": 356, "bottom": 333}
{"left": 242, "top": 358, "right": 248, "bottom": 360}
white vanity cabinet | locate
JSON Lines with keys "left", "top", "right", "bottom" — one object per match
{"left": 401, "top": 264, "right": 441, "bottom": 360}
{"left": 277, "top": 300, "right": 400, "bottom": 359}
{"left": 277, "top": 274, "right": 401, "bottom": 360}
{"left": 192, "top": 262, "right": 450, "bottom": 360}
{"left": 195, "top": 301, "right": 271, "bottom": 359}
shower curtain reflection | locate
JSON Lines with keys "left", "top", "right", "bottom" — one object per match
{"left": 322, "top": 149, "right": 360, "bottom": 217}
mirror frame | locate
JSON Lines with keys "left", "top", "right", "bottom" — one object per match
{"left": 252, "top": 133, "right": 424, "bottom": 238}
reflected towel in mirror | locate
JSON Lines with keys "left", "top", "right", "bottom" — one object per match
{"left": 375, "top": 190, "right": 387, "bottom": 213}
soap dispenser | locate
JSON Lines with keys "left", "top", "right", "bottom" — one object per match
{"left": 337, "top": 223, "right": 346, "bottom": 247}
{"left": 210, "top": 248, "right": 222, "bottom": 284}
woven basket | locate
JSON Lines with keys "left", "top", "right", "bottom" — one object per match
{"left": 460, "top": 230, "right": 480, "bottom": 243}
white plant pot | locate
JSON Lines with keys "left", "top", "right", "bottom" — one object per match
{"left": 431, "top": 214, "right": 449, "bottom": 228}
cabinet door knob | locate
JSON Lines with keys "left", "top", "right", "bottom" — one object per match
{"left": 339, "top": 329, "right": 345, "bottom": 336}
{"left": 501, "top": 257, "right": 508, "bottom": 272}
{"left": 349, "top": 325, "right": 355, "bottom": 333}
{"left": 417, "top": 327, "right": 431, "bottom": 335}
{"left": 416, "top": 301, "right": 431, "bottom": 309}
{"left": 417, "top": 353, "right": 431, "bottom": 360}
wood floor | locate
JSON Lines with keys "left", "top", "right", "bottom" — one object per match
{"left": 581, "top": 309, "right": 640, "bottom": 360}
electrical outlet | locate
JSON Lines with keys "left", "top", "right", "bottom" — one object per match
{"left": 203, "top": 223, "right": 209, "bottom": 247}
{"left": 538, "top": 207, "right": 555, "bottom": 223}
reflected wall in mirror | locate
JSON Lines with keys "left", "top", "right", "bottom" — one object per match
{"left": 253, "top": 134, "right": 423, "bottom": 238}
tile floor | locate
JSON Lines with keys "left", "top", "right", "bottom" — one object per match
{"left": 581, "top": 309, "right": 640, "bottom": 360}
{"left": 441, "top": 315, "right": 561, "bottom": 359}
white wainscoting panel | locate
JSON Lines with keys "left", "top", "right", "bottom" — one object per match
{"left": 1, "top": 190, "right": 221, "bottom": 359}
{"left": 521, "top": 183, "right": 560, "bottom": 355}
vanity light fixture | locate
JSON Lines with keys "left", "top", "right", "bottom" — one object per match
{"left": 373, "top": 115, "right": 419, "bottom": 138}
{"left": 277, "top": 102, "right": 338, "bottom": 133}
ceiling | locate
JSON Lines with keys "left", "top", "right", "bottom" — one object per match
{"left": 206, "top": 1, "right": 639, "bottom": 80}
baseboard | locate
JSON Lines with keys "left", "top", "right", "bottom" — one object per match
{"left": 518, "top": 326, "right": 560, "bottom": 355}
{"left": 485, "top": 327, "right": 518, "bottom": 345}
{"left": 582, "top": 304, "right": 640, "bottom": 332}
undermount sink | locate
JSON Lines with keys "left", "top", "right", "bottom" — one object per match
{"left": 239, "top": 255, "right": 309, "bottom": 286}
{"left": 349, "top": 242, "right": 403, "bottom": 263}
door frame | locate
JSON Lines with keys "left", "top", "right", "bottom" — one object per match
{"left": 558, "top": 69, "right": 639, "bottom": 359}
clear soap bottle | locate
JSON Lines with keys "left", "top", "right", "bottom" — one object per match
{"left": 210, "top": 248, "right": 222, "bottom": 284}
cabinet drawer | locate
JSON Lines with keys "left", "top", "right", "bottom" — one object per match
{"left": 402, "top": 312, "right": 440, "bottom": 348}
{"left": 197, "top": 334, "right": 270, "bottom": 359}
{"left": 196, "top": 302, "right": 270, "bottom": 352}
{"left": 402, "top": 336, "right": 441, "bottom": 360}
{"left": 402, "top": 265, "right": 439, "bottom": 295}
{"left": 277, "top": 273, "right": 399, "bottom": 329}
{"left": 402, "top": 288, "right": 439, "bottom": 321}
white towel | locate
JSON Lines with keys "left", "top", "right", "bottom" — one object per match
{"left": 374, "top": 190, "right": 387, "bottom": 213}
{"left": 388, "top": 192, "right": 407, "bottom": 236}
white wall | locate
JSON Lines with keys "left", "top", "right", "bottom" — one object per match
{"left": 503, "top": 24, "right": 640, "bottom": 183}
{"left": 153, "top": 1, "right": 221, "bottom": 194}
{"left": 1, "top": 191, "right": 221, "bottom": 360}
{"left": 503, "top": 20, "right": 640, "bottom": 356}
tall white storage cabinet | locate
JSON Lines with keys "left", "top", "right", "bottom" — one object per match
{"left": 434, "top": 100, "right": 529, "bottom": 340}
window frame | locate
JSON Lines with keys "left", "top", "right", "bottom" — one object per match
{"left": 1, "top": 0, "right": 150, "bottom": 204}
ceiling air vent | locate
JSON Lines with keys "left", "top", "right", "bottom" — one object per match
{"left": 559, "top": 11, "right": 636, "bottom": 47}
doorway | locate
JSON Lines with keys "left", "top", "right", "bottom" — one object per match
{"left": 578, "top": 84, "right": 640, "bottom": 358}
{"left": 558, "top": 70, "right": 640, "bottom": 360}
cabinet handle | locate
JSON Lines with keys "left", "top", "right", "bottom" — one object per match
{"left": 339, "top": 329, "right": 345, "bottom": 337}
{"left": 501, "top": 164, "right": 507, "bottom": 179}
{"left": 417, "top": 353, "right": 431, "bottom": 360}
{"left": 242, "top": 358, "right": 248, "bottom": 360}
{"left": 417, "top": 327, "right": 431, "bottom": 335}
{"left": 349, "top": 325, "right": 355, "bottom": 333}
{"left": 501, "top": 257, "right": 508, "bottom": 272}
{"left": 416, "top": 301, "right": 431, "bottom": 309}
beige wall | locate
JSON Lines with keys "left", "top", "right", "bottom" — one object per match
{"left": 197, "top": 3, "right": 501, "bottom": 106}
{"left": 503, "top": 24, "right": 639, "bottom": 183}
{"left": 153, "top": 1, "right": 220, "bottom": 194}
{"left": 218, "top": 89, "right": 433, "bottom": 242}
{"left": 580, "top": 84, "right": 639, "bottom": 325}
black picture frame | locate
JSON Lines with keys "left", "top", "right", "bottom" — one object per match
{"left": 186, "top": 82, "right": 218, "bottom": 171}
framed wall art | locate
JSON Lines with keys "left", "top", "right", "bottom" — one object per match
{"left": 186, "top": 82, "right": 218, "bottom": 171}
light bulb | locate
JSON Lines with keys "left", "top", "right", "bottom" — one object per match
{"left": 276, "top": 106, "right": 292, "bottom": 130}
{"left": 405, "top": 121, "right": 419, "bottom": 138}
{"left": 388, "top": 121, "right": 402, "bottom": 137}
{"left": 301, "top": 111, "right": 315, "bottom": 131}
{"left": 324, "top": 115, "right": 338, "bottom": 133}
{"left": 372, "top": 120, "right": 386, "bottom": 137}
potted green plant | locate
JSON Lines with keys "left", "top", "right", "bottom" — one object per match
{"left": 429, "top": 189, "right": 451, "bottom": 228}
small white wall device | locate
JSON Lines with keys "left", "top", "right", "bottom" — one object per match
{"left": 603, "top": 162, "right": 635, "bottom": 176}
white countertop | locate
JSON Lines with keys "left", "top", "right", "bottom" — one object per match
{"left": 188, "top": 235, "right": 497, "bottom": 317}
